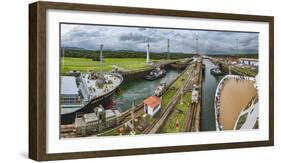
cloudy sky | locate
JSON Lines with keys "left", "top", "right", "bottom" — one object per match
{"left": 61, "top": 23, "right": 259, "bottom": 55}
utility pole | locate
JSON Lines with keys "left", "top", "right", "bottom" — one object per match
{"left": 130, "top": 102, "right": 136, "bottom": 135}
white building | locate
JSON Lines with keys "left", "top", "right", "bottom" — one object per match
{"left": 146, "top": 41, "right": 150, "bottom": 64}
{"left": 61, "top": 76, "right": 80, "bottom": 104}
{"left": 239, "top": 58, "right": 258, "bottom": 66}
{"left": 143, "top": 96, "right": 161, "bottom": 117}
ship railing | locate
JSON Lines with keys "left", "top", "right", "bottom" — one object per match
{"left": 108, "top": 72, "right": 124, "bottom": 81}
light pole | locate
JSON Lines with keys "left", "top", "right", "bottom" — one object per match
{"left": 167, "top": 39, "right": 170, "bottom": 60}
{"left": 236, "top": 38, "right": 239, "bottom": 55}
{"left": 146, "top": 39, "right": 150, "bottom": 64}
{"left": 196, "top": 38, "right": 199, "bottom": 55}
{"left": 61, "top": 47, "right": 65, "bottom": 73}
{"left": 100, "top": 44, "right": 104, "bottom": 77}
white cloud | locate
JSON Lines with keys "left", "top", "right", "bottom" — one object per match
{"left": 61, "top": 23, "right": 258, "bottom": 54}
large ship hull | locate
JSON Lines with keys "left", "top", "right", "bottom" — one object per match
{"left": 61, "top": 88, "right": 117, "bottom": 124}
{"left": 61, "top": 73, "right": 123, "bottom": 125}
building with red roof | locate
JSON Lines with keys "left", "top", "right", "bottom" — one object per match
{"left": 143, "top": 96, "right": 161, "bottom": 117}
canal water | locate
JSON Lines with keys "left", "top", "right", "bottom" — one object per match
{"left": 201, "top": 59, "right": 223, "bottom": 131}
{"left": 113, "top": 69, "right": 180, "bottom": 112}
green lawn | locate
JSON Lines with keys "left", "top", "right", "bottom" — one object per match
{"left": 160, "top": 69, "right": 191, "bottom": 133}
{"left": 161, "top": 92, "right": 192, "bottom": 133}
{"left": 173, "top": 72, "right": 188, "bottom": 89}
{"left": 61, "top": 57, "right": 152, "bottom": 74}
{"left": 161, "top": 89, "right": 177, "bottom": 108}
{"left": 161, "top": 69, "right": 189, "bottom": 108}
{"left": 233, "top": 67, "right": 258, "bottom": 77}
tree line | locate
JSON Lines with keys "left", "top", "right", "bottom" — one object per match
{"left": 61, "top": 49, "right": 195, "bottom": 60}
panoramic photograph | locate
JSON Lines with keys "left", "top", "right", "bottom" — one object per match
{"left": 59, "top": 23, "right": 259, "bottom": 138}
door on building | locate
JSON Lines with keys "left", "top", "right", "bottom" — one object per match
{"left": 144, "top": 104, "right": 148, "bottom": 114}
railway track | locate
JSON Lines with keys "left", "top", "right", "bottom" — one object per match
{"left": 184, "top": 103, "right": 197, "bottom": 132}
{"left": 142, "top": 64, "right": 197, "bottom": 134}
{"left": 142, "top": 96, "right": 180, "bottom": 134}
{"left": 183, "top": 63, "right": 202, "bottom": 132}
{"left": 119, "top": 103, "right": 144, "bottom": 123}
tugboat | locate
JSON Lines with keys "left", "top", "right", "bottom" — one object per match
{"left": 154, "top": 81, "right": 167, "bottom": 96}
{"left": 144, "top": 67, "right": 167, "bottom": 81}
{"left": 210, "top": 67, "right": 224, "bottom": 76}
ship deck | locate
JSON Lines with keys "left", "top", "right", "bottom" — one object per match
{"left": 81, "top": 73, "right": 123, "bottom": 100}
{"left": 61, "top": 73, "right": 123, "bottom": 115}
{"left": 219, "top": 78, "right": 257, "bottom": 130}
